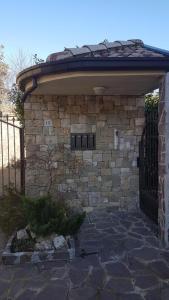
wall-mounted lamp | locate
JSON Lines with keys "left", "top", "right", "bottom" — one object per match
{"left": 93, "top": 86, "right": 106, "bottom": 95}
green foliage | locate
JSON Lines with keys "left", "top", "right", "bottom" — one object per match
{"left": 11, "top": 235, "right": 35, "bottom": 253}
{"left": 0, "top": 189, "right": 85, "bottom": 238}
{"left": 145, "top": 93, "right": 159, "bottom": 111}
{"left": 0, "top": 188, "right": 27, "bottom": 236}
{"left": 9, "top": 84, "right": 24, "bottom": 125}
{"left": 22, "top": 195, "right": 85, "bottom": 237}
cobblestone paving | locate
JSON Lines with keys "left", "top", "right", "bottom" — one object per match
{"left": 1, "top": 209, "right": 169, "bottom": 299}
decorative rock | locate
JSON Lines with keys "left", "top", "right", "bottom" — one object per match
{"left": 16, "top": 229, "right": 29, "bottom": 240}
{"left": 53, "top": 235, "right": 67, "bottom": 250}
{"left": 29, "top": 231, "right": 36, "bottom": 240}
{"left": 35, "top": 238, "right": 54, "bottom": 251}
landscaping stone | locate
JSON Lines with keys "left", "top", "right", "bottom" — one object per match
{"left": 53, "top": 235, "right": 67, "bottom": 249}
{"left": 2, "top": 234, "right": 72, "bottom": 265}
{"left": 35, "top": 239, "right": 54, "bottom": 251}
{"left": 17, "top": 229, "right": 29, "bottom": 240}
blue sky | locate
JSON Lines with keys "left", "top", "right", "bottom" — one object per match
{"left": 1, "top": 0, "right": 169, "bottom": 62}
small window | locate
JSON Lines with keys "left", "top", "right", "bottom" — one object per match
{"left": 71, "top": 133, "right": 96, "bottom": 150}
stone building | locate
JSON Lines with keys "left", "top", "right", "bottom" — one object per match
{"left": 17, "top": 39, "right": 169, "bottom": 244}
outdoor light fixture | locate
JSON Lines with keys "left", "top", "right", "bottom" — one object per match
{"left": 93, "top": 86, "right": 106, "bottom": 95}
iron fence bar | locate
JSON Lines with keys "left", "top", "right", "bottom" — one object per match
{"left": 139, "top": 106, "right": 158, "bottom": 224}
{"left": 13, "top": 117, "right": 17, "bottom": 189}
{"left": 0, "top": 118, "right": 21, "bottom": 129}
{"left": 20, "top": 127, "right": 25, "bottom": 194}
{"left": 6, "top": 115, "right": 10, "bottom": 186}
{"left": 0, "top": 115, "right": 25, "bottom": 195}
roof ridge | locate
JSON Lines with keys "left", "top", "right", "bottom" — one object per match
{"left": 46, "top": 39, "right": 169, "bottom": 62}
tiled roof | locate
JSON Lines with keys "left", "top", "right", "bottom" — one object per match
{"left": 47, "top": 39, "right": 169, "bottom": 62}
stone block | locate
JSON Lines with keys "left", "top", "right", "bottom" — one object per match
{"left": 61, "top": 119, "right": 70, "bottom": 128}
{"left": 103, "top": 151, "right": 112, "bottom": 161}
{"left": 34, "top": 109, "right": 43, "bottom": 120}
{"left": 72, "top": 105, "right": 81, "bottom": 114}
{"left": 83, "top": 151, "right": 93, "bottom": 160}
{"left": 45, "top": 136, "right": 57, "bottom": 145}
{"left": 93, "top": 153, "right": 102, "bottom": 162}
{"left": 112, "top": 174, "right": 121, "bottom": 187}
{"left": 48, "top": 102, "right": 58, "bottom": 111}
{"left": 25, "top": 127, "right": 42, "bottom": 135}
{"left": 101, "top": 169, "right": 111, "bottom": 176}
{"left": 53, "top": 119, "right": 61, "bottom": 128}
{"left": 32, "top": 103, "right": 41, "bottom": 110}
{"left": 88, "top": 101, "right": 99, "bottom": 114}
{"left": 71, "top": 124, "right": 92, "bottom": 133}
{"left": 25, "top": 135, "right": 36, "bottom": 144}
{"left": 135, "top": 118, "right": 145, "bottom": 126}
{"left": 24, "top": 102, "right": 32, "bottom": 110}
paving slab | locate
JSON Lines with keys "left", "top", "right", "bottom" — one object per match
{"left": 0, "top": 209, "right": 169, "bottom": 299}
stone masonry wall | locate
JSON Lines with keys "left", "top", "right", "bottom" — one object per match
{"left": 24, "top": 95, "right": 144, "bottom": 210}
{"left": 158, "top": 73, "right": 169, "bottom": 246}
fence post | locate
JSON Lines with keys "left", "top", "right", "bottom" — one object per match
{"left": 20, "top": 127, "right": 25, "bottom": 194}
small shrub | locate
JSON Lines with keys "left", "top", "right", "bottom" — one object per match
{"left": 145, "top": 93, "right": 159, "bottom": 111}
{"left": 11, "top": 236, "right": 35, "bottom": 253}
{"left": 0, "top": 188, "right": 27, "bottom": 236}
{"left": 22, "top": 195, "right": 85, "bottom": 237}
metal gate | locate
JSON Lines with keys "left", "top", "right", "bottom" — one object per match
{"left": 0, "top": 115, "right": 25, "bottom": 195}
{"left": 139, "top": 107, "right": 158, "bottom": 223}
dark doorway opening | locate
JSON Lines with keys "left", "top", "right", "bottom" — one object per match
{"left": 139, "top": 106, "right": 158, "bottom": 224}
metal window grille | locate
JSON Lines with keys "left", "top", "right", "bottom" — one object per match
{"left": 71, "top": 133, "right": 96, "bottom": 150}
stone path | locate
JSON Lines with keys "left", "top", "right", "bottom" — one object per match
{"left": 1, "top": 209, "right": 169, "bottom": 299}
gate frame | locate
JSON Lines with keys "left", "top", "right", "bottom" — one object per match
{"left": 139, "top": 107, "right": 158, "bottom": 224}
{"left": 0, "top": 115, "right": 25, "bottom": 195}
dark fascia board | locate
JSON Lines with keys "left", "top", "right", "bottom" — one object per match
{"left": 17, "top": 57, "right": 169, "bottom": 90}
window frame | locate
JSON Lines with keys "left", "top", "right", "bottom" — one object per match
{"left": 71, "top": 133, "right": 96, "bottom": 151}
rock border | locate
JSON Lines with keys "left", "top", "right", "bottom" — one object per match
{"left": 2, "top": 234, "right": 75, "bottom": 265}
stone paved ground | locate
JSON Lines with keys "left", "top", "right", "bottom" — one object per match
{"left": 1, "top": 209, "right": 169, "bottom": 299}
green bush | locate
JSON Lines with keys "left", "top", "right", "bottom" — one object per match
{"left": 11, "top": 235, "right": 35, "bottom": 253}
{"left": 145, "top": 93, "right": 159, "bottom": 111}
{"left": 0, "top": 190, "right": 85, "bottom": 238}
{"left": 0, "top": 188, "right": 27, "bottom": 236}
{"left": 22, "top": 195, "right": 85, "bottom": 237}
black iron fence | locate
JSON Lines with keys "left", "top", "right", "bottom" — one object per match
{"left": 0, "top": 115, "right": 25, "bottom": 195}
{"left": 139, "top": 107, "right": 158, "bottom": 223}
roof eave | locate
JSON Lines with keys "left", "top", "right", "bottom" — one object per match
{"left": 17, "top": 57, "right": 169, "bottom": 91}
